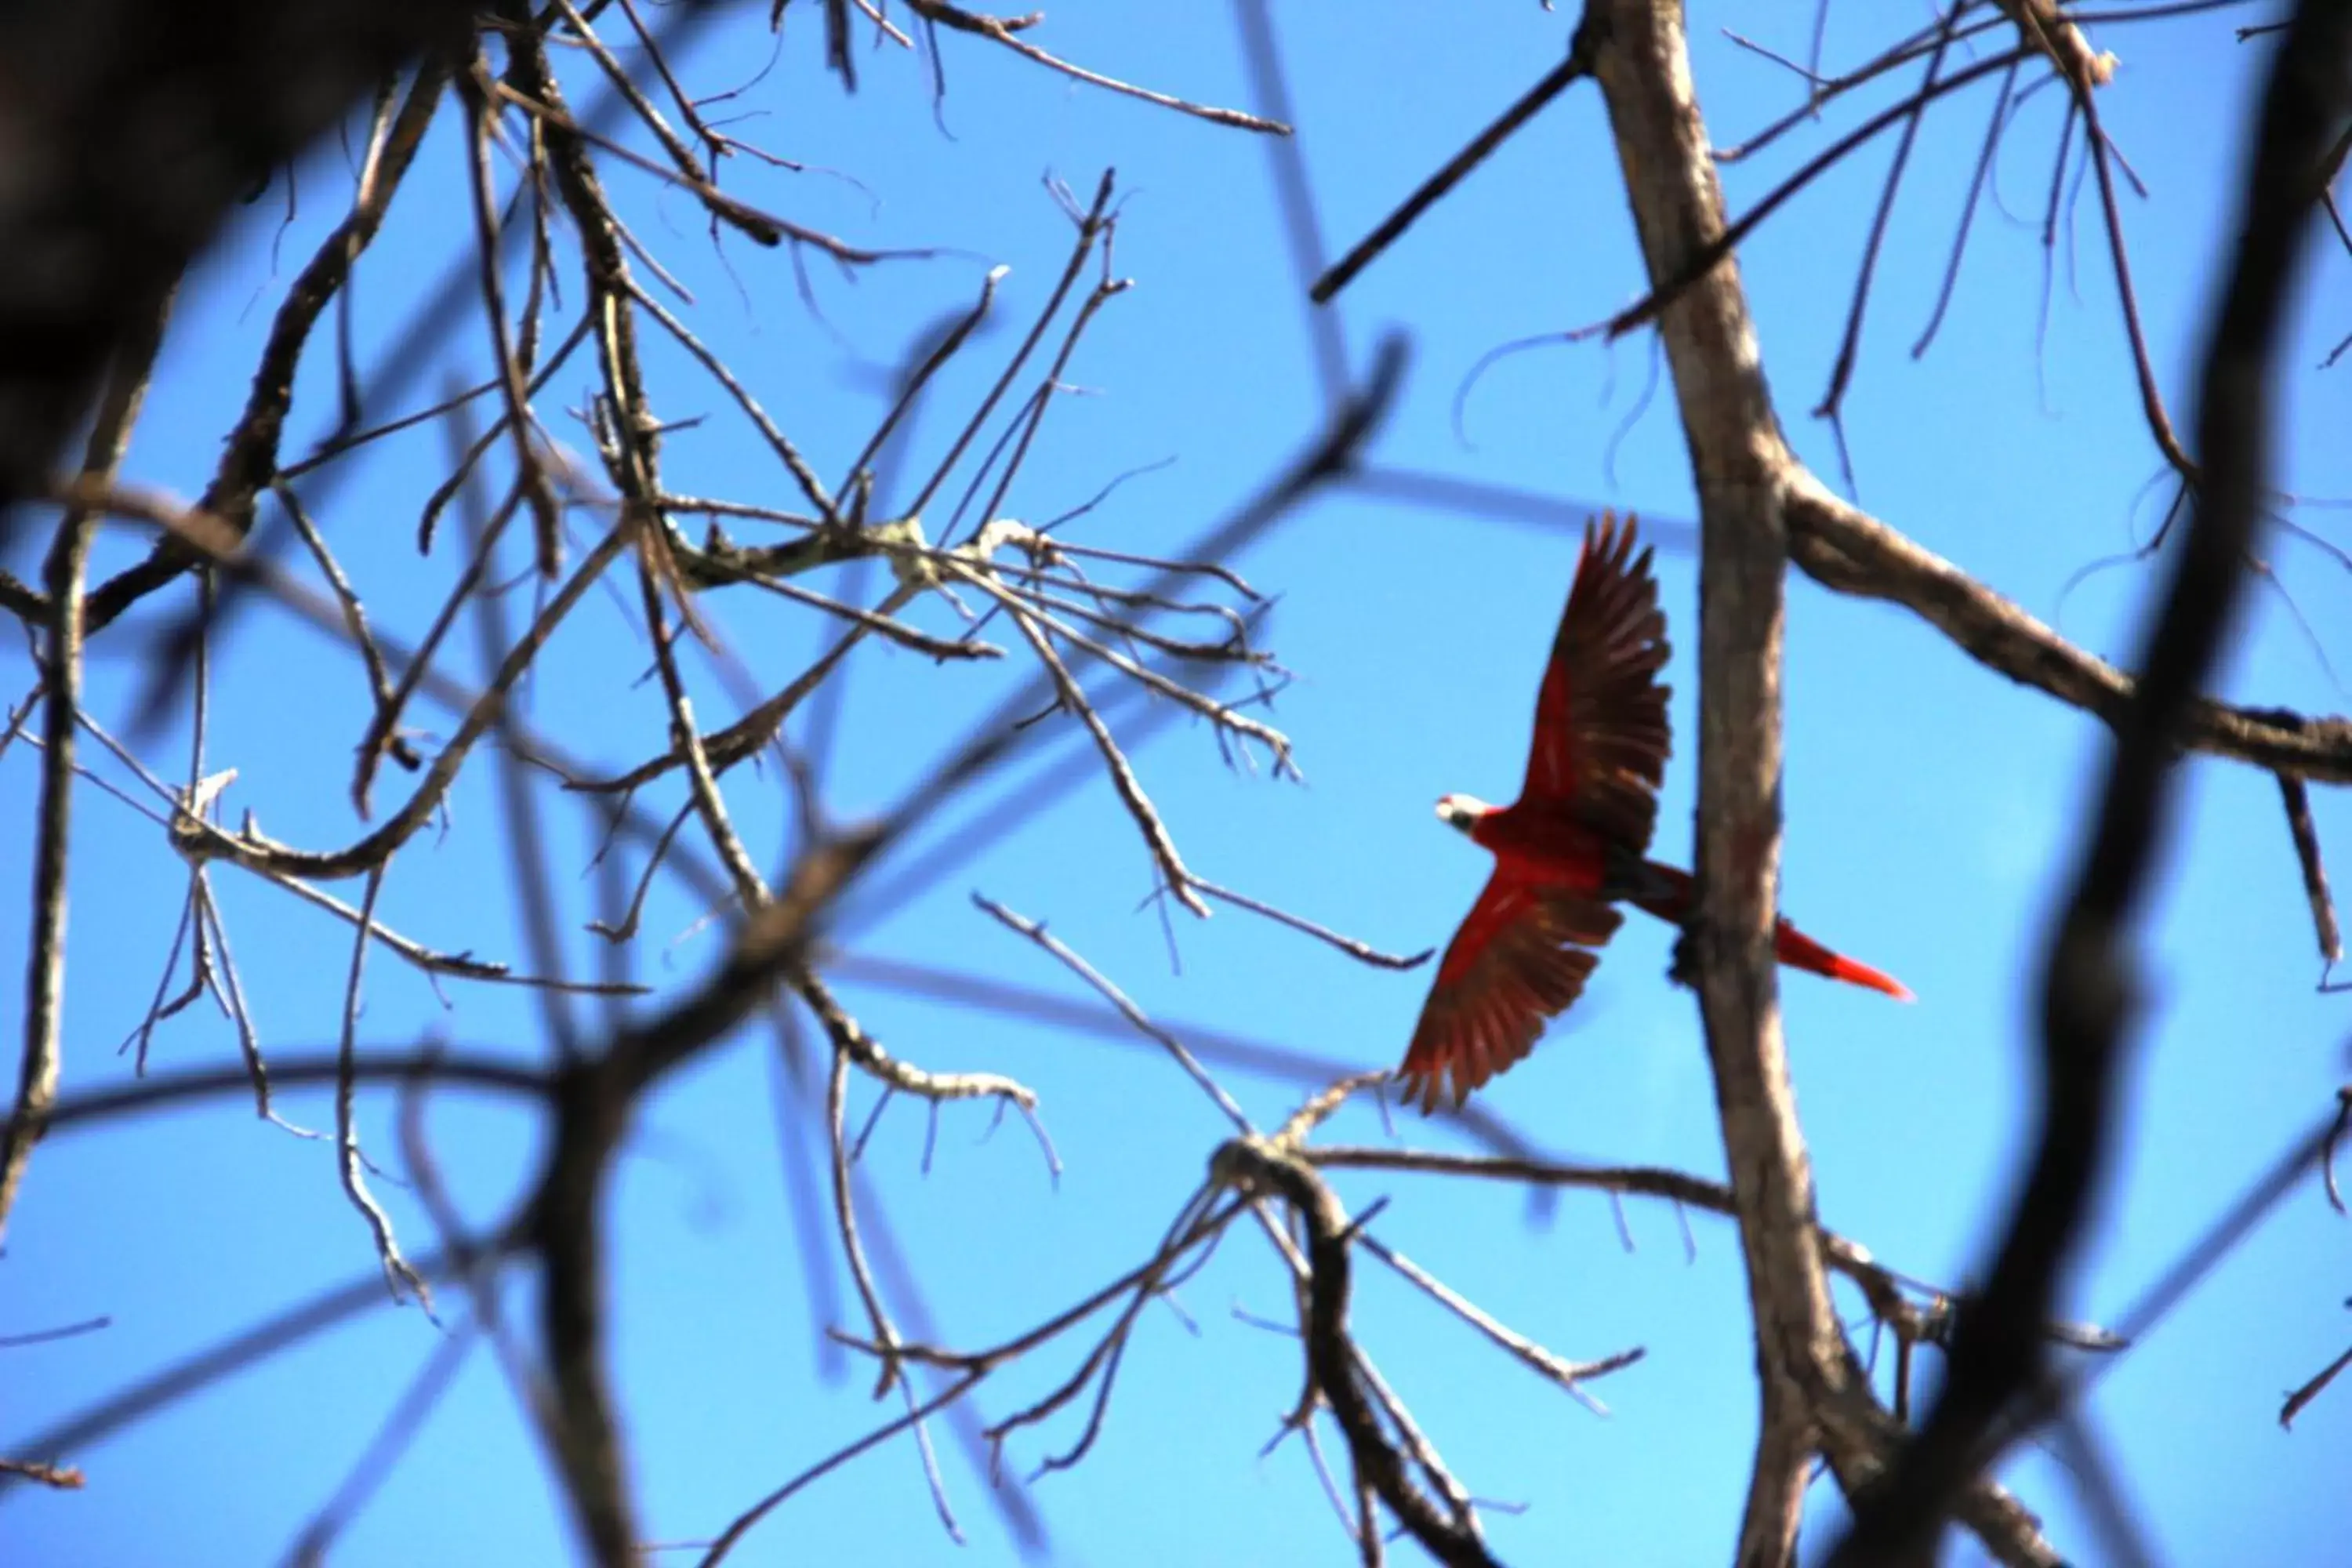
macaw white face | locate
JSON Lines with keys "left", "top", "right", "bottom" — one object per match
{"left": 1435, "top": 793, "right": 1492, "bottom": 835}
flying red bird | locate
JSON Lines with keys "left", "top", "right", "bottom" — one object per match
{"left": 1396, "top": 514, "right": 1911, "bottom": 1112}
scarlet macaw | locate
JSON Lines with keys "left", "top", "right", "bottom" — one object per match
{"left": 1395, "top": 514, "right": 1911, "bottom": 1112}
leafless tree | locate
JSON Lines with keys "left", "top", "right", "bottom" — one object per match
{"left": 3, "top": 3, "right": 2348, "bottom": 1565}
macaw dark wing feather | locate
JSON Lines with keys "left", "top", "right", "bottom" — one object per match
{"left": 1395, "top": 873, "right": 1622, "bottom": 1112}
{"left": 1521, "top": 514, "right": 1671, "bottom": 851}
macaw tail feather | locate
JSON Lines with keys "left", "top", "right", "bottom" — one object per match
{"left": 1770, "top": 920, "right": 1915, "bottom": 1002}
{"left": 1630, "top": 860, "right": 1914, "bottom": 1001}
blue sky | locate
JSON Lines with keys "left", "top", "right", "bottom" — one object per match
{"left": 5, "top": 5, "right": 2350, "bottom": 1564}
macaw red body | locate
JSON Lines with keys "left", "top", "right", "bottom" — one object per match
{"left": 1396, "top": 515, "right": 1909, "bottom": 1112}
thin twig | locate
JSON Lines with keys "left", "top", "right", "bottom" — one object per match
{"left": 972, "top": 894, "right": 1250, "bottom": 1131}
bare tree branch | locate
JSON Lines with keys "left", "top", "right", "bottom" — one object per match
{"left": 0, "top": 291, "right": 170, "bottom": 1240}
{"left": 1212, "top": 1134, "right": 1503, "bottom": 1568}
{"left": 1834, "top": 5, "right": 2352, "bottom": 1558}
{"left": 1589, "top": 5, "right": 1850, "bottom": 1559}
{"left": 1783, "top": 475, "right": 2352, "bottom": 782}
